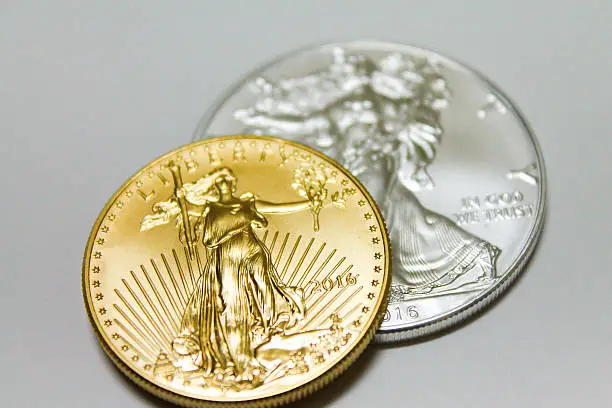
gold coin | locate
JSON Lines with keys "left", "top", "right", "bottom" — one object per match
{"left": 83, "top": 135, "right": 390, "bottom": 406}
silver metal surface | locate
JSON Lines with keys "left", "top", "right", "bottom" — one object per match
{"left": 192, "top": 40, "right": 546, "bottom": 342}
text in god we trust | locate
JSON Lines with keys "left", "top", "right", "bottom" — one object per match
{"left": 454, "top": 191, "right": 535, "bottom": 226}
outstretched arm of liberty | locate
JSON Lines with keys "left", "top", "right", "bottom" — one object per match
{"left": 141, "top": 165, "right": 332, "bottom": 242}
{"left": 255, "top": 199, "right": 312, "bottom": 214}
{"left": 256, "top": 188, "right": 326, "bottom": 232}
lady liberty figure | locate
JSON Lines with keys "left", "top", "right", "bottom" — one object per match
{"left": 141, "top": 165, "right": 326, "bottom": 385}
{"left": 234, "top": 48, "right": 500, "bottom": 297}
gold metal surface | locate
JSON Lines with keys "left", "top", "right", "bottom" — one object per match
{"left": 83, "top": 135, "right": 390, "bottom": 407}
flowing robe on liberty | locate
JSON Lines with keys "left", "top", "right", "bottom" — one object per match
{"left": 174, "top": 195, "right": 304, "bottom": 376}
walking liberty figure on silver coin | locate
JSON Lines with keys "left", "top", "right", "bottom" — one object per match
{"left": 233, "top": 48, "right": 501, "bottom": 298}
{"left": 194, "top": 41, "right": 546, "bottom": 342}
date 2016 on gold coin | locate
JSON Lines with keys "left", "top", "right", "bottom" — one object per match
{"left": 83, "top": 135, "right": 390, "bottom": 406}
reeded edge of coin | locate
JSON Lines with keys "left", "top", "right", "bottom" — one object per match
{"left": 82, "top": 135, "right": 392, "bottom": 407}
{"left": 190, "top": 39, "right": 547, "bottom": 343}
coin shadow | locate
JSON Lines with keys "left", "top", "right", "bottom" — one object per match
{"left": 290, "top": 346, "right": 378, "bottom": 407}
{"left": 94, "top": 334, "right": 380, "bottom": 407}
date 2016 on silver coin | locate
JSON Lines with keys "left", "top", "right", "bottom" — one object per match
{"left": 193, "top": 40, "right": 546, "bottom": 342}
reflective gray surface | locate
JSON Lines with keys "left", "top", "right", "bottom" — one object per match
{"left": 193, "top": 41, "right": 546, "bottom": 341}
{"left": 3, "top": 1, "right": 611, "bottom": 407}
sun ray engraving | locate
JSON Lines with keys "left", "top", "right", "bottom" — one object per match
{"left": 113, "top": 296, "right": 170, "bottom": 355}
{"left": 115, "top": 328, "right": 155, "bottom": 362}
{"left": 161, "top": 253, "right": 187, "bottom": 309}
{"left": 306, "top": 286, "right": 364, "bottom": 330}
{"left": 150, "top": 260, "right": 182, "bottom": 321}
{"left": 304, "top": 265, "right": 353, "bottom": 325}
{"left": 274, "top": 232, "right": 290, "bottom": 268}
{"left": 279, "top": 234, "right": 301, "bottom": 281}
{"left": 296, "top": 242, "right": 326, "bottom": 287}
{"left": 137, "top": 265, "right": 179, "bottom": 334}
{"left": 121, "top": 277, "right": 175, "bottom": 343}
{"left": 268, "top": 230, "right": 279, "bottom": 252}
{"left": 303, "top": 285, "right": 363, "bottom": 331}
{"left": 330, "top": 286, "right": 364, "bottom": 318}
{"left": 287, "top": 237, "right": 315, "bottom": 286}
{"left": 303, "top": 288, "right": 347, "bottom": 330}
{"left": 171, "top": 249, "right": 192, "bottom": 298}
{"left": 112, "top": 230, "right": 360, "bottom": 382}
{"left": 305, "top": 249, "right": 337, "bottom": 294}
{"left": 306, "top": 257, "right": 345, "bottom": 303}
{"left": 341, "top": 302, "right": 365, "bottom": 322}
{"left": 113, "top": 318, "right": 157, "bottom": 360}
{"left": 136, "top": 265, "right": 179, "bottom": 334}
{"left": 113, "top": 314, "right": 159, "bottom": 360}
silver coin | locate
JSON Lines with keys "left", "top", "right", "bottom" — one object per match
{"left": 192, "top": 40, "right": 546, "bottom": 343}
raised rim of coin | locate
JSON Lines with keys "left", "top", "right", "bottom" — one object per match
{"left": 82, "top": 135, "right": 391, "bottom": 406}
{"left": 190, "top": 40, "right": 547, "bottom": 343}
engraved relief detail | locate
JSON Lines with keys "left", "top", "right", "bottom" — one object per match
{"left": 114, "top": 163, "right": 360, "bottom": 390}
{"left": 232, "top": 47, "right": 502, "bottom": 302}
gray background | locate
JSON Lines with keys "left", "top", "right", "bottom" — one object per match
{"left": 1, "top": 1, "right": 609, "bottom": 407}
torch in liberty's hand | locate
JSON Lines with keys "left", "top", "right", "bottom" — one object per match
{"left": 167, "top": 161, "right": 197, "bottom": 260}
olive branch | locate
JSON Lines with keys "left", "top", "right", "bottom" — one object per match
{"left": 291, "top": 163, "right": 339, "bottom": 231}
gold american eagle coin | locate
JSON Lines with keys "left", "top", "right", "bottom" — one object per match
{"left": 83, "top": 135, "right": 391, "bottom": 407}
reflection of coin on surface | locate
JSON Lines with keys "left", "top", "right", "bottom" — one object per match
{"left": 83, "top": 135, "right": 390, "bottom": 407}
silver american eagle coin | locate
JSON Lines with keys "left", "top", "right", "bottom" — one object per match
{"left": 192, "top": 40, "right": 546, "bottom": 343}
